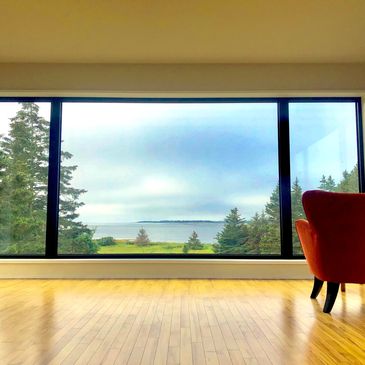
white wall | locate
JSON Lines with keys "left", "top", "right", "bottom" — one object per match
{"left": 0, "top": 63, "right": 364, "bottom": 95}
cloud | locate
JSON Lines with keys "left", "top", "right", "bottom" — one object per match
{"left": 229, "top": 194, "right": 269, "bottom": 207}
{"left": 131, "top": 176, "right": 187, "bottom": 197}
{"left": 78, "top": 203, "right": 124, "bottom": 222}
{"left": 57, "top": 102, "right": 358, "bottom": 222}
{"left": 0, "top": 101, "right": 358, "bottom": 224}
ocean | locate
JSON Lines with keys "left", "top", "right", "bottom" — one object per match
{"left": 90, "top": 222, "right": 224, "bottom": 243}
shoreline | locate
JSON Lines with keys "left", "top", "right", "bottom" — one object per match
{"left": 94, "top": 238, "right": 214, "bottom": 245}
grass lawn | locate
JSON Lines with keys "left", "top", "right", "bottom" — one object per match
{"left": 98, "top": 239, "right": 214, "bottom": 254}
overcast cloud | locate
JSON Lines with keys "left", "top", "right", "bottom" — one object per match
{"left": 0, "top": 102, "right": 358, "bottom": 223}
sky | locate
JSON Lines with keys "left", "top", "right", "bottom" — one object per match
{"left": 0, "top": 101, "right": 358, "bottom": 223}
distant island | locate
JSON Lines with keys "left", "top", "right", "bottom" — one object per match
{"left": 137, "top": 220, "right": 223, "bottom": 223}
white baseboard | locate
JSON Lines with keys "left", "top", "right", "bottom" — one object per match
{"left": 0, "top": 259, "right": 311, "bottom": 279}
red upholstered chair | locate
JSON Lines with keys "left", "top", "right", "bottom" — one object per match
{"left": 295, "top": 190, "right": 365, "bottom": 313}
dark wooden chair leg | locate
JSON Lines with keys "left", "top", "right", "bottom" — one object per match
{"left": 341, "top": 283, "right": 346, "bottom": 292}
{"left": 310, "top": 276, "right": 324, "bottom": 299}
{"left": 323, "top": 282, "right": 340, "bottom": 313}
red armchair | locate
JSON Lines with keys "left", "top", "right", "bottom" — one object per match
{"left": 295, "top": 190, "right": 365, "bottom": 313}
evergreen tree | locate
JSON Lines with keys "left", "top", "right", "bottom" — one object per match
{"left": 258, "top": 179, "right": 305, "bottom": 255}
{"left": 260, "top": 184, "right": 281, "bottom": 254}
{"left": 182, "top": 243, "right": 189, "bottom": 254}
{"left": 59, "top": 231, "right": 97, "bottom": 254}
{"left": 319, "top": 175, "right": 336, "bottom": 191}
{"left": 0, "top": 103, "right": 49, "bottom": 254}
{"left": 0, "top": 134, "right": 10, "bottom": 249}
{"left": 213, "top": 208, "right": 249, "bottom": 254}
{"left": 183, "top": 231, "right": 203, "bottom": 253}
{"left": 247, "top": 211, "right": 268, "bottom": 254}
{"left": 336, "top": 164, "right": 358, "bottom": 192}
{"left": 291, "top": 178, "right": 305, "bottom": 220}
{"left": 0, "top": 103, "right": 96, "bottom": 255}
{"left": 135, "top": 227, "right": 150, "bottom": 246}
{"left": 0, "top": 136, "right": 6, "bottom": 183}
{"left": 57, "top": 149, "right": 96, "bottom": 254}
{"left": 291, "top": 177, "right": 305, "bottom": 254}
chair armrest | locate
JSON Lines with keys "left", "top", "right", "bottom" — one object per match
{"left": 295, "top": 219, "right": 320, "bottom": 277}
{"left": 295, "top": 219, "right": 313, "bottom": 250}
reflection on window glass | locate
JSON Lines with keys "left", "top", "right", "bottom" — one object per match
{"left": 59, "top": 103, "right": 280, "bottom": 255}
{"left": 290, "top": 103, "right": 358, "bottom": 255}
{"left": 0, "top": 102, "right": 50, "bottom": 255}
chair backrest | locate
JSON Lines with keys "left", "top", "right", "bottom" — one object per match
{"left": 302, "top": 190, "right": 365, "bottom": 283}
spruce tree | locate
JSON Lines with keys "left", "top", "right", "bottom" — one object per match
{"left": 213, "top": 208, "right": 249, "bottom": 254}
{"left": 184, "top": 231, "right": 203, "bottom": 252}
{"left": 336, "top": 164, "right": 358, "bottom": 192}
{"left": 57, "top": 149, "right": 96, "bottom": 254}
{"left": 291, "top": 177, "right": 305, "bottom": 254}
{"left": 247, "top": 211, "right": 268, "bottom": 254}
{"left": 135, "top": 227, "right": 150, "bottom": 246}
{"left": 0, "top": 103, "right": 97, "bottom": 255}
{"left": 319, "top": 175, "right": 336, "bottom": 191}
{"left": 0, "top": 135, "right": 9, "bottom": 249}
{"left": 0, "top": 103, "right": 49, "bottom": 254}
{"left": 260, "top": 184, "right": 281, "bottom": 254}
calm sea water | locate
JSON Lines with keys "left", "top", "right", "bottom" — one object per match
{"left": 90, "top": 222, "right": 224, "bottom": 243}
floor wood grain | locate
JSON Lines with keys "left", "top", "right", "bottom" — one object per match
{"left": 0, "top": 280, "right": 364, "bottom": 364}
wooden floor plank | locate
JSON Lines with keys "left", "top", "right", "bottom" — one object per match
{"left": 0, "top": 279, "right": 363, "bottom": 365}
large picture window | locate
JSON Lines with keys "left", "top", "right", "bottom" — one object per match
{"left": 0, "top": 97, "right": 362, "bottom": 258}
{"left": 59, "top": 103, "right": 280, "bottom": 256}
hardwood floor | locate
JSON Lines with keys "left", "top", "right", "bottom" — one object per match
{"left": 0, "top": 280, "right": 364, "bottom": 365}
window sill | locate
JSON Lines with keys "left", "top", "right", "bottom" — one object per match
{"left": 0, "top": 258, "right": 311, "bottom": 279}
{"left": 0, "top": 258, "right": 307, "bottom": 264}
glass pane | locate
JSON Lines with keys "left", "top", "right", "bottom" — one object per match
{"left": 59, "top": 102, "right": 280, "bottom": 255}
{"left": 289, "top": 102, "right": 358, "bottom": 255}
{"left": 0, "top": 102, "right": 50, "bottom": 255}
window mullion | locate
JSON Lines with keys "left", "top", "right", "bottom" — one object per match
{"left": 356, "top": 100, "right": 365, "bottom": 193}
{"left": 45, "top": 100, "right": 62, "bottom": 258}
{"left": 277, "top": 99, "right": 293, "bottom": 258}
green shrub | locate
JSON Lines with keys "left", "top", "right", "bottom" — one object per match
{"left": 96, "top": 236, "right": 116, "bottom": 246}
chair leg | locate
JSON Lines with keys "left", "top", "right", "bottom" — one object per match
{"left": 341, "top": 283, "right": 346, "bottom": 292}
{"left": 310, "top": 276, "right": 324, "bottom": 299}
{"left": 323, "top": 282, "right": 340, "bottom": 313}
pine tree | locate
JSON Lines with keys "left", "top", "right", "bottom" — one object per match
{"left": 0, "top": 103, "right": 97, "bottom": 255}
{"left": 135, "top": 227, "right": 150, "bottom": 246}
{"left": 183, "top": 231, "right": 203, "bottom": 253}
{"left": 213, "top": 208, "right": 249, "bottom": 254}
{"left": 0, "top": 134, "right": 10, "bottom": 250}
{"left": 247, "top": 211, "right": 268, "bottom": 254}
{"left": 291, "top": 177, "right": 305, "bottom": 254}
{"left": 336, "top": 164, "right": 358, "bottom": 192}
{"left": 57, "top": 149, "right": 97, "bottom": 254}
{"left": 319, "top": 175, "right": 336, "bottom": 191}
{"left": 0, "top": 103, "right": 49, "bottom": 254}
{"left": 260, "top": 184, "right": 281, "bottom": 254}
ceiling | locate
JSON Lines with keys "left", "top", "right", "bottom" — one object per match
{"left": 1, "top": 0, "right": 365, "bottom": 64}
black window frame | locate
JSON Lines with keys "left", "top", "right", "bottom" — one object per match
{"left": 0, "top": 96, "right": 363, "bottom": 259}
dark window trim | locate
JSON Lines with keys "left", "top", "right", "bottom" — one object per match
{"left": 356, "top": 101, "right": 365, "bottom": 192}
{"left": 278, "top": 100, "right": 293, "bottom": 258}
{"left": 0, "top": 96, "right": 362, "bottom": 259}
{"left": 45, "top": 100, "right": 62, "bottom": 257}
{"left": 0, "top": 96, "right": 360, "bottom": 103}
